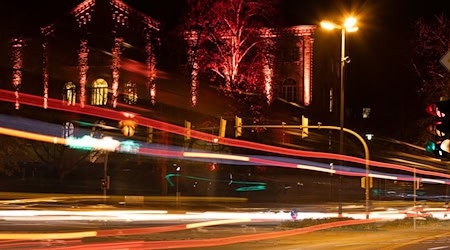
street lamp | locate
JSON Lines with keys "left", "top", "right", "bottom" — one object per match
{"left": 321, "top": 17, "right": 359, "bottom": 217}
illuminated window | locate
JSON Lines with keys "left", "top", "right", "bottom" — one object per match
{"left": 63, "top": 82, "right": 77, "bottom": 105}
{"left": 91, "top": 78, "right": 109, "bottom": 106}
{"left": 281, "top": 78, "right": 297, "bottom": 103}
{"left": 363, "top": 108, "right": 371, "bottom": 118}
{"left": 123, "top": 81, "right": 138, "bottom": 104}
{"left": 62, "top": 122, "right": 74, "bottom": 138}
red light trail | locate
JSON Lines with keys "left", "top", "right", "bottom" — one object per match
{"left": 0, "top": 89, "right": 449, "bottom": 180}
{"left": 36, "top": 219, "right": 381, "bottom": 250}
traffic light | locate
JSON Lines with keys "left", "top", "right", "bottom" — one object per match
{"left": 425, "top": 140, "right": 450, "bottom": 159}
{"left": 184, "top": 120, "right": 191, "bottom": 140}
{"left": 101, "top": 176, "right": 110, "bottom": 190}
{"left": 414, "top": 178, "right": 421, "bottom": 190}
{"left": 425, "top": 99, "right": 450, "bottom": 159}
{"left": 426, "top": 99, "right": 450, "bottom": 118}
{"left": 147, "top": 127, "right": 153, "bottom": 143}
{"left": 219, "top": 118, "right": 227, "bottom": 137}
{"left": 119, "top": 120, "right": 136, "bottom": 137}
{"left": 235, "top": 115, "right": 242, "bottom": 137}
{"left": 101, "top": 179, "right": 106, "bottom": 190}
{"left": 361, "top": 176, "right": 373, "bottom": 189}
{"left": 301, "top": 115, "right": 309, "bottom": 138}
{"left": 426, "top": 99, "right": 450, "bottom": 138}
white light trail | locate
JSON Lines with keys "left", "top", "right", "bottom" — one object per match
{"left": 421, "top": 178, "right": 446, "bottom": 184}
{"left": 183, "top": 152, "right": 250, "bottom": 162}
{"left": 297, "top": 164, "right": 336, "bottom": 174}
{"left": 369, "top": 173, "right": 397, "bottom": 180}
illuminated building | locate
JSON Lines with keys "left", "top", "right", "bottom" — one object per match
{"left": 0, "top": 0, "right": 328, "bottom": 199}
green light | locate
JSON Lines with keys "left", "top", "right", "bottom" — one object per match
{"left": 425, "top": 141, "right": 436, "bottom": 153}
{"left": 165, "top": 173, "right": 180, "bottom": 187}
{"left": 66, "top": 135, "right": 120, "bottom": 151}
{"left": 164, "top": 174, "right": 266, "bottom": 189}
{"left": 66, "top": 136, "right": 95, "bottom": 150}
{"left": 119, "top": 140, "right": 139, "bottom": 154}
{"left": 235, "top": 185, "right": 266, "bottom": 192}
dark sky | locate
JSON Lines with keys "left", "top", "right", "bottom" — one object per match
{"left": 1, "top": 0, "right": 447, "bottom": 140}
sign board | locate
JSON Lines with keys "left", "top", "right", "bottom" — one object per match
{"left": 440, "top": 50, "right": 450, "bottom": 72}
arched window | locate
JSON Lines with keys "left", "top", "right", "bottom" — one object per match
{"left": 124, "top": 81, "right": 138, "bottom": 104}
{"left": 281, "top": 78, "right": 298, "bottom": 103}
{"left": 91, "top": 78, "right": 108, "bottom": 106}
{"left": 62, "top": 122, "right": 74, "bottom": 138}
{"left": 63, "top": 82, "right": 76, "bottom": 106}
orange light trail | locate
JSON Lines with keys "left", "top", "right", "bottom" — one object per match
{"left": 1, "top": 124, "right": 447, "bottom": 184}
{"left": 0, "top": 89, "right": 449, "bottom": 180}
{"left": 0, "top": 127, "right": 66, "bottom": 145}
{"left": 0, "top": 219, "right": 253, "bottom": 240}
{"left": 0, "top": 231, "right": 96, "bottom": 240}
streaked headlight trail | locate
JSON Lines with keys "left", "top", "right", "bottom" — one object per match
{"left": 0, "top": 124, "right": 448, "bottom": 185}
{"left": 1, "top": 89, "right": 449, "bottom": 182}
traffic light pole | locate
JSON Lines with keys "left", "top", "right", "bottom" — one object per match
{"left": 239, "top": 123, "right": 371, "bottom": 219}
{"left": 103, "top": 151, "right": 109, "bottom": 204}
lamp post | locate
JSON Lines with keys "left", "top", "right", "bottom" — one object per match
{"left": 321, "top": 17, "right": 359, "bottom": 217}
{"left": 103, "top": 151, "right": 109, "bottom": 203}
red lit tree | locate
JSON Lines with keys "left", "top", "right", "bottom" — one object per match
{"left": 412, "top": 14, "right": 450, "bottom": 103}
{"left": 181, "top": 0, "right": 279, "bottom": 120}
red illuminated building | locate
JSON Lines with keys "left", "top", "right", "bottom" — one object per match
{"left": 0, "top": 0, "right": 331, "bottom": 198}
{"left": 0, "top": 0, "right": 324, "bottom": 150}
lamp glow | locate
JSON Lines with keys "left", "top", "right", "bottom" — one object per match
{"left": 344, "top": 17, "right": 357, "bottom": 29}
{"left": 320, "top": 21, "right": 336, "bottom": 30}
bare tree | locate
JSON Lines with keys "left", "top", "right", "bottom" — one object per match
{"left": 412, "top": 13, "right": 450, "bottom": 103}
{"left": 0, "top": 135, "right": 36, "bottom": 176}
{"left": 181, "top": 0, "right": 279, "bottom": 119}
{"left": 30, "top": 141, "right": 89, "bottom": 181}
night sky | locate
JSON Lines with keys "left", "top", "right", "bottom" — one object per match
{"left": 1, "top": 0, "right": 447, "bottom": 140}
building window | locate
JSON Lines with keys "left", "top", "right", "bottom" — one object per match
{"left": 63, "top": 82, "right": 76, "bottom": 106}
{"left": 280, "top": 46, "right": 300, "bottom": 62}
{"left": 363, "top": 108, "right": 371, "bottom": 119}
{"left": 124, "top": 81, "right": 138, "bottom": 104}
{"left": 286, "top": 46, "right": 300, "bottom": 62}
{"left": 91, "top": 78, "right": 108, "bottom": 106}
{"left": 281, "top": 78, "right": 297, "bottom": 103}
{"left": 62, "top": 122, "right": 74, "bottom": 138}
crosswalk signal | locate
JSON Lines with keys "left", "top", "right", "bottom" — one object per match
{"left": 184, "top": 120, "right": 191, "bottom": 141}
{"left": 219, "top": 118, "right": 227, "bottom": 137}
{"left": 301, "top": 115, "right": 309, "bottom": 138}
{"left": 235, "top": 116, "right": 242, "bottom": 137}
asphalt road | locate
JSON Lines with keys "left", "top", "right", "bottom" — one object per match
{"left": 0, "top": 196, "right": 448, "bottom": 249}
{"left": 197, "top": 227, "right": 450, "bottom": 250}
{"left": 0, "top": 216, "right": 448, "bottom": 249}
